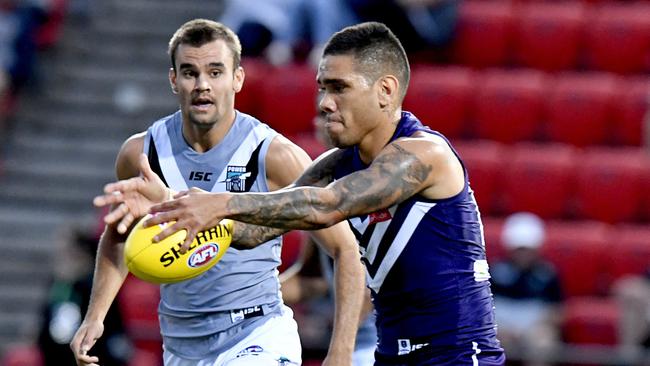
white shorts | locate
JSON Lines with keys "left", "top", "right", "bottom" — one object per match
{"left": 163, "top": 306, "right": 302, "bottom": 366}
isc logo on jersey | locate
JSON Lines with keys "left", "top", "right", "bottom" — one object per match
{"left": 188, "top": 243, "right": 219, "bottom": 268}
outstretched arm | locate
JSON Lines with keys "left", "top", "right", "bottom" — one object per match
{"left": 70, "top": 133, "right": 145, "bottom": 366}
{"left": 146, "top": 137, "right": 448, "bottom": 243}
{"left": 93, "top": 153, "right": 288, "bottom": 249}
{"left": 309, "top": 223, "right": 365, "bottom": 366}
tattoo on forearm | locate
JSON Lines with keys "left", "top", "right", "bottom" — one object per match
{"left": 227, "top": 143, "right": 432, "bottom": 230}
{"left": 228, "top": 189, "right": 329, "bottom": 229}
{"left": 231, "top": 221, "right": 287, "bottom": 249}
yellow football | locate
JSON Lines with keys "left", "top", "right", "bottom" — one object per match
{"left": 124, "top": 214, "right": 233, "bottom": 284}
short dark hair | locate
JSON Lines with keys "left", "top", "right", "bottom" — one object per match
{"left": 323, "top": 22, "right": 410, "bottom": 100}
{"left": 168, "top": 19, "right": 242, "bottom": 71}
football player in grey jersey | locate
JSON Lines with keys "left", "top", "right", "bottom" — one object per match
{"left": 71, "top": 19, "right": 364, "bottom": 366}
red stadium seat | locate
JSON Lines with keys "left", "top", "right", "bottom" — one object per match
{"left": 542, "top": 220, "right": 610, "bottom": 297}
{"left": 642, "top": 164, "right": 650, "bottom": 222}
{"left": 584, "top": 3, "right": 650, "bottom": 74}
{"left": 35, "top": 0, "right": 67, "bottom": 49}
{"left": 404, "top": 66, "right": 475, "bottom": 139}
{"left": 257, "top": 63, "right": 317, "bottom": 136}
{"left": 544, "top": 72, "right": 617, "bottom": 147}
{"left": 452, "top": 1, "right": 515, "bottom": 68}
{"left": 292, "top": 133, "right": 327, "bottom": 160}
{"left": 454, "top": 140, "right": 505, "bottom": 216}
{"left": 128, "top": 348, "right": 161, "bottom": 366}
{"left": 235, "top": 58, "right": 272, "bottom": 118}
{"left": 611, "top": 77, "right": 650, "bottom": 146}
{"left": 1, "top": 344, "right": 43, "bottom": 366}
{"left": 604, "top": 225, "right": 650, "bottom": 285}
{"left": 279, "top": 230, "right": 306, "bottom": 274}
{"left": 118, "top": 276, "right": 161, "bottom": 347}
{"left": 574, "top": 147, "right": 646, "bottom": 223}
{"left": 501, "top": 143, "right": 577, "bottom": 219}
{"left": 562, "top": 297, "right": 619, "bottom": 346}
{"left": 473, "top": 69, "right": 547, "bottom": 143}
{"left": 513, "top": 2, "right": 586, "bottom": 71}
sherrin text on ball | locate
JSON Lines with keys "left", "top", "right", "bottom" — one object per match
{"left": 124, "top": 214, "right": 233, "bottom": 283}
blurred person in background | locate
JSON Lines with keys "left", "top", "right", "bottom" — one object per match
{"left": 220, "top": 0, "right": 458, "bottom": 67}
{"left": 0, "top": 0, "right": 56, "bottom": 127}
{"left": 220, "top": 0, "right": 354, "bottom": 66}
{"left": 490, "top": 212, "right": 563, "bottom": 366}
{"left": 37, "top": 226, "right": 131, "bottom": 366}
{"left": 70, "top": 19, "right": 364, "bottom": 366}
{"left": 343, "top": 0, "right": 458, "bottom": 56}
{"left": 613, "top": 269, "right": 650, "bottom": 365}
{"left": 0, "top": 0, "right": 49, "bottom": 92}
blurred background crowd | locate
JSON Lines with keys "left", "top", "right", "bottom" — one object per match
{"left": 0, "top": 0, "right": 648, "bottom": 365}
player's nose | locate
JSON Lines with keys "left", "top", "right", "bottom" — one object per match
{"left": 195, "top": 74, "right": 211, "bottom": 92}
{"left": 319, "top": 92, "right": 336, "bottom": 113}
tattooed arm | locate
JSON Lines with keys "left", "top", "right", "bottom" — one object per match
{"left": 147, "top": 133, "right": 464, "bottom": 236}
{"left": 229, "top": 143, "right": 344, "bottom": 249}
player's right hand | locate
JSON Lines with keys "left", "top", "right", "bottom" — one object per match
{"left": 94, "top": 154, "right": 170, "bottom": 234}
{"left": 70, "top": 320, "right": 104, "bottom": 366}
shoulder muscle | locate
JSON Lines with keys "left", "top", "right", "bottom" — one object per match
{"left": 265, "top": 135, "right": 312, "bottom": 191}
{"left": 115, "top": 132, "right": 146, "bottom": 180}
{"left": 392, "top": 133, "right": 464, "bottom": 199}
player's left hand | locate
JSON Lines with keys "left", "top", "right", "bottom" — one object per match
{"left": 146, "top": 188, "right": 230, "bottom": 252}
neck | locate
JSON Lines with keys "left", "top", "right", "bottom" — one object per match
{"left": 182, "top": 109, "right": 236, "bottom": 153}
{"left": 358, "top": 108, "right": 402, "bottom": 164}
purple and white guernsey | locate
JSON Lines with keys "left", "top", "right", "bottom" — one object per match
{"left": 334, "top": 112, "right": 505, "bottom": 365}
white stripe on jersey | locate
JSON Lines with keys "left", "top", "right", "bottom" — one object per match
{"left": 365, "top": 206, "right": 398, "bottom": 263}
{"left": 211, "top": 124, "right": 271, "bottom": 193}
{"left": 151, "top": 120, "right": 187, "bottom": 191}
{"left": 366, "top": 201, "right": 436, "bottom": 293}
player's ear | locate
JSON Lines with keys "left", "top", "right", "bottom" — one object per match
{"left": 169, "top": 68, "right": 178, "bottom": 94}
{"left": 233, "top": 65, "right": 245, "bottom": 93}
{"left": 377, "top": 75, "right": 398, "bottom": 109}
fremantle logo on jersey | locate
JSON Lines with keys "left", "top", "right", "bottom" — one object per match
{"left": 224, "top": 166, "right": 252, "bottom": 192}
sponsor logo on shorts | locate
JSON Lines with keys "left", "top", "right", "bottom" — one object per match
{"left": 398, "top": 339, "right": 429, "bottom": 355}
{"left": 230, "top": 305, "right": 264, "bottom": 323}
{"left": 187, "top": 243, "right": 219, "bottom": 268}
{"left": 235, "top": 345, "right": 263, "bottom": 358}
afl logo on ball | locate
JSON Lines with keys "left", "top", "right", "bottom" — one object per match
{"left": 188, "top": 243, "right": 219, "bottom": 268}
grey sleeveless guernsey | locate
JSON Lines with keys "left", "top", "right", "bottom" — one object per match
{"left": 143, "top": 110, "right": 284, "bottom": 359}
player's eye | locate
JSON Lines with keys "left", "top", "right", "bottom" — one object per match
{"left": 331, "top": 85, "right": 345, "bottom": 93}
